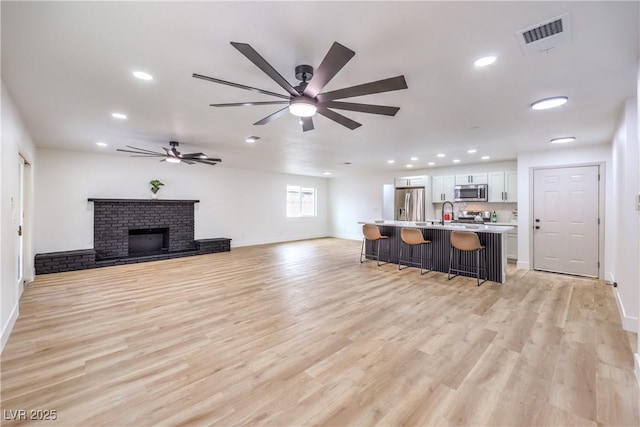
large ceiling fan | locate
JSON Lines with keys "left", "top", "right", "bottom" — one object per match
{"left": 116, "top": 141, "right": 222, "bottom": 166}
{"left": 193, "top": 41, "right": 408, "bottom": 132}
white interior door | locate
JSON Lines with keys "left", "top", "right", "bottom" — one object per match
{"left": 533, "top": 165, "right": 600, "bottom": 277}
{"left": 17, "top": 156, "right": 25, "bottom": 292}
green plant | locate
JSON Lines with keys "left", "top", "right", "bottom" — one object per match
{"left": 150, "top": 179, "right": 164, "bottom": 194}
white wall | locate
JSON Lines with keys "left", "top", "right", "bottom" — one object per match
{"left": 1, "top": 81, "right": 37, "bottom": 352}
{"left": 610, "top": 99, "right": 639, "bottom": 333}
{"left": 328, "top": 160, "right": 517, "bottom": 240}
{"left": 35, "top": 149, "right": 330, "bottom": 253}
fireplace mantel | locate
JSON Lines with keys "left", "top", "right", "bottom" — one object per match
{"left": 88, "top": 198, "right": 200, "bottom": 203}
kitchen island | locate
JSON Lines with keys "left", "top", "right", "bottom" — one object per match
{"left": 359, "top": 220, "right": 514, "bottom": 283}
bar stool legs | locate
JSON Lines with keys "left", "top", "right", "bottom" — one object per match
{"left": 360, "top": 224, "right": 390, "bottom": 266}
{"left": 447, "top": 231, "right": 487, "bottom": 286}
{"left": 398, "top": 228, "right": 432, "bottom": 275}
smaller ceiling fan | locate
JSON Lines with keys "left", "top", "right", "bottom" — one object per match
{"left": 116, "top": 141, "right": 222, "bottom": 166}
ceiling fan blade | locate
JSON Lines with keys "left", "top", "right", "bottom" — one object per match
{"left": 320, "top": 101, "right": 400, "bottom": 116}
{"left": 181, "top": 159, "right": 196, "bottom": 165}
{"left": 180, "top": 152, "right": 207, "bottom": 159}
{"left": 129, "top": 154, "right": 166, "bottom": 158}
{"left": 303, "top": 42, "right": 355, "bottom": 98}
{"left": 117, "top": 148, "right": 164, "bottom": 156}
{"left": 230, "top": 42, "right": 299, "bottom": 97}
{"left": 317, "top": 107, "right": 361, "bottom": 130}
{"left": 193, "top": 74, "right": 289, "bottom": 100}
{"left": 316, "top": 75, "right": 408, "bottom": 102}
{"left": 301, "top": 117, "right": 314, "bottom": 132}
{"left": 254, "top": 106, "right": 290, "bottom": 125}
{"left": 117, "top": 146, "right": 165, "bottom": 155}
{"left": 210, "top": 101, "right": 289, "bottom": 107}
{"left": 193, "top": 158, "right": 221, "bottom": 165}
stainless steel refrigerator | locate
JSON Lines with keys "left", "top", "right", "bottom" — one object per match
{"left": 394, "top": 187, "right": 425, "bottom": 221}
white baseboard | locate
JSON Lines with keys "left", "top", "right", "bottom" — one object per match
{"left": 604, "top": 271, "right": 615, "bottom": 284}
{"left": 516, "top": 260, "right": 530, "bottom": 270}
{"left": 331, "top": 233, "right": 362, "bottom": 241}
{"left": 1, "top": 302, "right": 19, "bottom": 353}
{"left": 613, "top": 287, "right": 639, "bottom": 333}
{"left": 230, "top": 233, "right": 331, "bottom": 248}
{"left": 635, "top": 353, "right": 640, "bottom": 387}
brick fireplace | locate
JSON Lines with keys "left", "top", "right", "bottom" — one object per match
{"left": 34, "top": 199, "right": 231, "bottom": 274}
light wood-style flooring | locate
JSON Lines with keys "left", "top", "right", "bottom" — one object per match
{"left": 2, "top": 238, "right": 639, "bottom": 426}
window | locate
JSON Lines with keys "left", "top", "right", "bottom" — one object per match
{"left": 286, "top": 185, "right": 316, "bottom": 217}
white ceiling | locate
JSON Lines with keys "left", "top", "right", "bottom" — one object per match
{"left": 2, "top": 1, "right": 638, "bottom": 177}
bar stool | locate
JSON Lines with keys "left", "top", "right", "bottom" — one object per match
{"left": 360, "top": 224, "right": 390, "bottom": 266}
{"left": 448, "top": 231, "right": 487, "bottom": 286}
{"left": 398, "top": 228, "right": 431, "bottom": 275}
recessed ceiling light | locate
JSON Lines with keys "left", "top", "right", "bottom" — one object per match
{"left": 531, "top": 96, "right": 568, "bottom": 110}
{"left": 245, "top": 136, "right": 260, "bottom": 143}
{"left": 96, "top": 141, "right": 108, "bottom": 147}
{"left": 111, "top": 112, "right": 127, "bottom": 119}
{"left": 387, "top": 159, "right": 395, "bottom": 164}
{"left": 467, "top": 149, "right": 477, "bottom": 154}
{"left": 474, "top": 56, "right": 497, "bottom": 67}
{"left": 481, "top": 156, "right": 490, "bottom": 160}
{"left": 453, "top": 159, "right": 461, "bottom": 163}
{"left": 551, "top": 137, "right": 576, "bottom": 144}
{"left": 322, "top": 171, "right": 332, "bottom": 175}
{"left": 428, "top": 162, "right": 435, "bottom": 166}
{"left": 132, "top": 71, "right": 153, "bottom": 80}
{"left": 437, "top": 153, "right": 445, "bottom": 158}
{"left": 406, "top": 164, "right": 413, "bottom": 168}
{"left": 410, "top": 156, "right": 418, "bottom": 161}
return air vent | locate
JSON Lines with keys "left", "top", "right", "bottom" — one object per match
{"left": 516, "top": 13, "right": 571, "bottom": 55}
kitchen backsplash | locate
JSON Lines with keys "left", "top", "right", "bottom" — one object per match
{"left": 434, "top": 202, "right": 518, "bottom": 223}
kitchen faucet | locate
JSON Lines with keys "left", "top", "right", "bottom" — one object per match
{"left": 441, "top": 201, "right": 454, "bottom": 225}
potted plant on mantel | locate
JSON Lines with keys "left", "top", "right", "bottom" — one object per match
{"left": 150, "top": 179, "right": 164, "bottom": 199}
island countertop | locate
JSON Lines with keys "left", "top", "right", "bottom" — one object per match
{"left": 358, "top": 220, "right": 514, "bottom": 234}
{"left": 358, "top": 220, "right": 510, "bottom": 283}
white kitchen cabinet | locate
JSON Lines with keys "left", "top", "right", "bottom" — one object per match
{"left": 395, "top": 175, "right": 427, "bottom": 188}
{"left": 506, "top": 228, "right": 518, "bottom": 260}
{"left": 488, "top": 171, "right": 517, "bottom": 202}
{"left": 431, "top": 175, "right": 455, "bottom": 202}
{"left": 455, "top": 173, "right": 488, "bottom": 185}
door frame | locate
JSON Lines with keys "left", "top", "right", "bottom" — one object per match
{"left": 528, "top": 161, "right": 606, "bottom": 280}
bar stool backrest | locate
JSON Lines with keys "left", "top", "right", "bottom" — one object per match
{"left": 450, "top": 230, "right": 482, "bottom": 251}
{"left": 401, "top": 228, "right": 426, "bottom": 245}
{"left": 363, "top": 224, "right": 383, "bottom": 240}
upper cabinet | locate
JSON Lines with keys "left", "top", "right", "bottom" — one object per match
{"left": 395, "top": 176, "right": 427, "bottom": 188}
{"left": 431, "top": 175, "right": 456, "bottom": 202}
{"left": 454, "top": 173, "right": 488, "bottom": 185}
{"left": 488, "top": 171, "right": 517, "bottom": 202}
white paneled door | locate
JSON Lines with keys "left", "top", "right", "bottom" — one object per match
{"left": 533, "top": 165, "right": 600, "bottom": 277}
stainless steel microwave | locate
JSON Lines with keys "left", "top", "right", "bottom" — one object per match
{"left": 454, "top": 184, "right": 488, "bottom": 202}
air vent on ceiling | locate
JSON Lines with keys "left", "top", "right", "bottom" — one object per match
{"left": 516, "top": 13, "right": 571, "bottom": 56}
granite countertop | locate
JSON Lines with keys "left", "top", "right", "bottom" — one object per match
{"left": 359, "top": 220, "right": 514, "bottom": 234}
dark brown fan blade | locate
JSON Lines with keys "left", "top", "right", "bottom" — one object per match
{"left": 303, "top": 42, "right": 355, "bottom": 98}
{"left": 210, "top": 101, "right": 289, "bottom": 107}
{"left": 317, "top": 107, "right": 361, "bottom": 130}
{"left": 129, "top": 154, "right": 166, "bottom": 158}
{"left": 316, "top": 75, "right": 408, "bottom": 102}
{"left": 193, "top": 158, "right": 221, "bottom": 165}
{"left": 193, "top": 74, "right": 289, "bottom": 100}
{"left": 180, "top": 152, "right": 207, "bottom": 159}
{"left": 320, "top": 101, "right": 400, "bottom": 116}
{"left": 301, "top": 117, "right": 314, "bottom": 132}
{"left": 117, "top": 148, "right": 164, "bottom": 156}
{"left": 231, "top": 42, "right": 299, "bottom": 97}
{"left": 254, "top": 106, "right": 290, "bottom": 125}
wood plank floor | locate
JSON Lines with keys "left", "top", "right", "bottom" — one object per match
{"left": 2, "top": 238, "right": 638, "bottom": 426}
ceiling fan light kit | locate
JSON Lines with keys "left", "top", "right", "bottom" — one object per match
{"left": 194, "top": 41, "right": 408, "bottom": 131}
{"left": 289, "top": 97, "right": 317, "bottom": 117}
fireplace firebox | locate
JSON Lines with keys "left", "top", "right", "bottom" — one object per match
{"left": 129, "top": 228, "right": 169, "bottom": 256}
